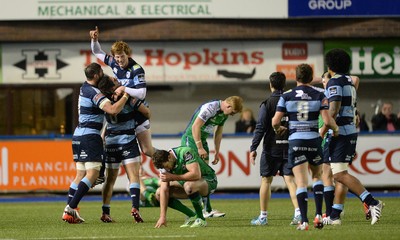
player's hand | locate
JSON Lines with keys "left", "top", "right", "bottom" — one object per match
{"left": 198, "top": 148, "right": 208, "bottom": 161}
{"left": 89, "top": 26, "right": 99, "bottom": 40}
{"left": 114, "top": 86, "right": 125, "bottom": 97}
{"left": 332, "top": 126, "right": 339, "bottom": 137}
{"left": 154, "top": 217, "right": 167, "bottom": 228}
{"left": 250, "top": 151, "right": 257, "bottom": 165}
{"left": 274, "top": 126, "right": 287, "bottom": 136}
{"left": 212, "top": 156, "right": 219, "bottom": 165}
{"left": 159, "top": 171, "right": 173, "bottom": 182}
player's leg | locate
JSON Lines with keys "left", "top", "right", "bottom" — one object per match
{"left": 62, "top": 166, "right": 85, "bottom": 223}
{"left": 310, "top": 163, "right": 324, "bottom": 229}
{"left": 183, "top": 180, "right": 208, "bottom": 220}
{"left": 251, "top": 151, "right": 275, "bottom": 225}
{"left": 321, "top": 135, "right": 335, "bottom": 220}
{"left": 124, "top": 156, "right": 143, "bottom": 223}
{"left": 332, "top": 163, "right": 383, "bottom": 225}
{"left": 157, "top": 183, "right": 197, "bottom": 227}
{"left": 101, "top": 163, "right": 119, "bottom": 223}
{"left": 322, "top": 163, "right": 335, "bottom": 218}
{"left": 292, "top": 162, "right": 310, "bottom": 231}
{"left": 66, "top": 169, "right": 85, "bottom": 204}
{"left": 65, "top": 162, "right": 101, "bottom": 223}
{"left": 283, "top": 174, "right": 301, "bottom": 225}
{"left": 281, "top": 156, "right": 300, "bottom": 225}
{"left": 141, "top": 176, "right": 159, "bottom": 206}
{"left": 136, "top": 120, "right": 156, "bottom": 157}
{"left": 189, "top": 177, "right": 216, "bottom": 227}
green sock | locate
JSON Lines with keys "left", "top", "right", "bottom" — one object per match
{"left": 189, "top": 192, "right": 205, "bottom": 220}
{"left": 168, "top": 198, "right": 196, "bottom": 217}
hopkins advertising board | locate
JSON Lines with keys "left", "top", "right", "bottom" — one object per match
{"left": 1, "top": 41, "right": 323, "bottom": 84}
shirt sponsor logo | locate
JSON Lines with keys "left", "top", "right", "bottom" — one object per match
{"left": 329, "top": 86, "right": 338, "bottom": 96}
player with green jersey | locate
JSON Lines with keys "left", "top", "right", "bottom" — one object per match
{"left": 152, "top": 146, "right": 218, "bottom": 228}
{"left": 181, "top": 96, "right": 243, "bottom": 218}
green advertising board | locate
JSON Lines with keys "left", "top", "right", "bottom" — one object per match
{"left": 325, "top": 40, "right": 400, "bottom": 81}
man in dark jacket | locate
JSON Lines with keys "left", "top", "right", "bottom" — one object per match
{"left": 371, "top": 102, "right": 400, "bottom": 132}
{"left": 249, "top": 72, "right": 300, "bottom": 226}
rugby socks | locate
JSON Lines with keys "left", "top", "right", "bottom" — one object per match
{"left": 323, "top": 185, "right": 335, "bottom": 216}
{"left": 294, "top": 208, "right": 301, "bottom": 218}
{"left": 202, "top": 196, "right": 212, "bottom": 213}
{"left": 99, "top": 163, "right": 105, "bottom": 178}
{"left": 296, "top": 187, "right": 309, "bottom": 223}
{"left": 67, "top": 182, "right": 78, "bottom": 204}
{"left": 129, "top": 183, "right": 141, "bottom": 209}
{"left": 102, "top": 204, "right": 110, "bottom": 215}
{"left": 168, "top": 198, "right": 196, "bottom": 217}
{"left": 360, "top": 190, "right": 379, "bottom": 206}
{"left": 68, "top": 177, "right": 91, "bottom": 209}
{"left": 189, "top": 192, "right": 205, "bottom": 220}
{"left": 330, "top": 204, "right": 343, "bottom": 220}
{"left": 259, "top": 211, "right": 267, "bottom": 220}
{"left": 313, "top": 181, "right": 324, "bottom": 216}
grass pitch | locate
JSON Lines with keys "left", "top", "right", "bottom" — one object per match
{"left": 0, "top": 196, "right": 399, "bottom": 240}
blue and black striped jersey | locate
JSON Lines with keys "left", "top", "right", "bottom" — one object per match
{"left": 277, "top": 85, "right": 329, "bottom": 141}
{"left": 325, "top": 74, "right": 357, "bottom": 136}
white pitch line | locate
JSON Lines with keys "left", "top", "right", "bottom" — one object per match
{"left": 22, "top": 235, "right": 197, "bottom": 240}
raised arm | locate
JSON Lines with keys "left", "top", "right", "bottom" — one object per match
{"left": 90, "top": 26, "right": 107, "bottom": 61}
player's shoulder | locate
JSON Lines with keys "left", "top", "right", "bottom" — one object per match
{"left": 81, "top": 82, "right": 101, "bottom": 96}
{"left": 311, "top": 86, "right": 325, "bottom": 93}
{"left": 201, "top": 100, "right": 219, "bottom": 111}
{"left": 129, "top": 59, "right": 145, "bottom": 73}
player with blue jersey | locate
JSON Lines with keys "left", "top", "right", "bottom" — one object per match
{"left": 152, "top": 146, "right": 218, "bottom": 228}
{"left": 181, "top": 96, "right": 243, "bottom": 218}
{"left": 97, "top": 76, "right": 148, "bottom": 223}
{"left": 62, "top": 63, "right": 130, "bottom": 224}
{"left": 272, "top": 64, "right": 339, "bottom": 231}
{"left": 90, "top": 26, "right": 155, "bottom": 158}
{"left": 322, "top": 49, "right": 383, "bottom": 226}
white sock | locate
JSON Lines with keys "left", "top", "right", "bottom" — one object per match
{"left": 260, "top": 211, "right": 267, "bottom": 219}
{"left": 294, "top": 208, "right": 301, "bottom": 217}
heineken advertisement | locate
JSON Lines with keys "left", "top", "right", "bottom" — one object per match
{"left": 325, "top": 40, "right": 400, "bottom": 80}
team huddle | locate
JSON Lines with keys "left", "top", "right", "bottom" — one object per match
{"left": 61, "top": 27, "right": 384, "bottom": 230}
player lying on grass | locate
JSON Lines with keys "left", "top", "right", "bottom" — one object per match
{"left": 152, "top": 146, "right": 218, "bottom": 228}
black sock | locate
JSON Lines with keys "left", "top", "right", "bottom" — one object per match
{"left": 102, "top": 205, "right": 110, "bottom": 215}
{"left": 324, "top": 187, "right": 334, "bottom": 216}
{"left": 129, "top": 187, "right": 140, "bottom": 209}
{"left": 297, "top": 191, "right": 309, "bottom": 223}
{"left": 67, "top": 187, "right": 76, "bottom": 204}
{"left": 68, "top": 180, "right": 90, "bottom": 209}
{"left": 363, "top": 194, "right": 378, "bottom": 206}
{"left": 313, "top": 183, "right": 324, "bottom": 216}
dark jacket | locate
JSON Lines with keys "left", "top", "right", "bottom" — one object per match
{"left": 371, "top": 113, "right": 400, "bottom": 131}
{"left": 250, "top": 90, "right": 288, "bottom": 155}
